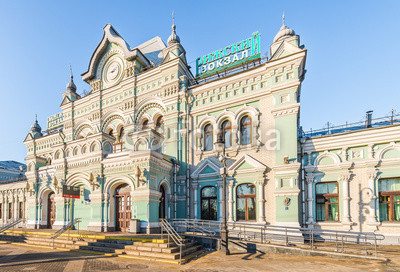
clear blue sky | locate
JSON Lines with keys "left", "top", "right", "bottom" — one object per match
{"left": 0, "top": 0, "right": 399, "bottom": 162}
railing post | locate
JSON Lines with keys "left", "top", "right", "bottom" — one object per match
{"left": 335, "top": 232, "right": 338, "bottom": 252}
{"left": 285, "top": 228, "right": 288, "bottom": 246}
{"left": 365, "top": 235, "right": 368, "bottom": 255}
{"left": 311, "top": 229, "right": 314, "bottom": 251}
{"left": 341, "top": 235, "right": 344, "bottom": 253}
{"left": 161, "top": 221, "right": 163, "bottom": 240}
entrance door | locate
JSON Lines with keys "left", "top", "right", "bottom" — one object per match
{"left": 159, "top": 186, "right": 166, "bottom": 219}
{"left": 115, "top": 185, "right": 131, "bottom": 232}
{"left": 47, "top": 192, "right": 56, "bottom": 228}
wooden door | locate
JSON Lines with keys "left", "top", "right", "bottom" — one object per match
{"left": 115, "top": 185, "right": 131, "bottom": 232}
{"left": 47, "top": 192, "right": 56, "bottom": 228}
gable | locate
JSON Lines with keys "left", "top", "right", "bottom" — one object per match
{"left": 200, "top": 166, "right": 217, "bottom": 174}
{"left": 236, "top": 161, "right": 254, "bottom": 170}
{"left": 228, "top": 154, "right": 266, "bottom": 173}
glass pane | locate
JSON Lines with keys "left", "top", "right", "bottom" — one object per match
{"left": 248, "top": 198, "right": 256, "bottom": 220}
{"left": 237, "top": 198, "right": 246, "bottom": 220}
{"left": 210, "top": 199, "right": 218, "bottom": 221}
{"left": 202, "top": 187, "right": 217, "bottom": 197}
{"left": 316, "top": 203, "right": 325, "bottom": 221}
{"left": 204, "top": 124, "right": 213, "bottom": 151}
{"left": 201, "top": 200, "right": 209, "bottom": 220}
{"left": 328, "top": 204, "right": 339, "bottom": 221}
{"left": 316, "top": 183, "right": 327, "bottom": 194}
{"left": 394, "top": 202, "right": 400, "bottom": 221}
{"left": 240, "top": 117, "right": 251, "bottom": 145}
{"left": 237, "top": 184, "right": 255, "bottom": 196}
{"left": 379, "top": 179, "right": 400, "bottom": 192}
{"left": 316, "top": 198, "right": 325, "bottom": 204}
{"left": 316, "top": 183, "right": 337, "bottom": 194}
{"left": 327, "top": 183, "right": 338, "bottom": 194}
{"left": 224, "top": 129, "right": 231, "bottom": 148}
{"left": 329, "top": 197, "right": 338, "bottom": 203}
{"left": 379, "top": 202, "right": 389, "bottom": 221}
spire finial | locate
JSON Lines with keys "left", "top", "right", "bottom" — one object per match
{"left": 172, "top": 11, "right": 175, "bottom": 26}
{"left": 35, "top": 114, "right": 37, "bottom": 122}
{"left": 282, "top": 12, "right": 285, "bottom": 26}
{"left": 69, "top": 64, "right": 73, "bottom": 79}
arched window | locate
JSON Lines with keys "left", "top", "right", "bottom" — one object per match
{"left": 221, "top": 120, "right": 232, "bottom": 148}
{"left": 155, "top": 116, "right": 164, "bottom": 134}
{"left": 201, "top": 186, "right": 218, "bottom": 220}
{"left": 236, "top": 183, "right": 256, "bottom": 221}
{"left": 108, "top": 129, "right": 114, "bottom": 137}
{"left": 240, "top": 115, "right": 251, "bottom": 145}
{"left": 203, "top": 124, "right": 213, "bottom": 151}
{"left": 118, "top": 127, "right": 124, "bottom": 142}
{"left": 142, "top": 119, "right": 149, "bottom": 129}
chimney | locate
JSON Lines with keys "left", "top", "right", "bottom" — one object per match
{"left": 366, "top": 111, "right": 373, "bottom": 128}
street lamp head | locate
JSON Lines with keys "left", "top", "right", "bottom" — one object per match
{"left": 214, "top": 128, "right": 225, "bottom": 154}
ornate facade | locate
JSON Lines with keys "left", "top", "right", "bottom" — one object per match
{"left": 2, "top": 16, "right": 399, "bottom": 244}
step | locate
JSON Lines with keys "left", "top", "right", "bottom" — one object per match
{"left": 96, "top": 239, "right": 134, "bottom": 245}
{"left": 123, "top": 241, "right": 197, "bottom": 253}
{"left": 79, "top": 245, "right": 117, "bottom": 253}
{"left": 24, "top": 240, "right": 83, "bottom": 249}
{"left": 88, "top": 242, "right": 126, "bottom": 249}
{"left": 117, "top": 245, "right": 202, "bottom": 260}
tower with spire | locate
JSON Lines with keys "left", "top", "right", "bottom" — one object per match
{"left": 61, "top": 65, "right": 81, "bottom": 104}
{"left": 270, "top": 13, "right": 301, "bottom": 58}
{"left": 163, "top": 11, "right": 187, "bottom": 64}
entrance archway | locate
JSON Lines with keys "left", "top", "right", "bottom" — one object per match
{"left": 47, "top": 192, "right": 56, "bottom": 228}
{"left": 114, "top": 184, "right": 131, "bottom": 232}
{"left": 159, "top": 185, "right": 166, "bottom": 219}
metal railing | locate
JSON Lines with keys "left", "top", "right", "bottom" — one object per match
{"left": 50, "top": 218, "right": 81, "bottom": 249}
{"left": 169, "top": 219, "right": 385, "bottom": 258}
{"left": 0, "top": 218, "right": 23, "bottom": 234}
{"left": 160, "top": 219, "right": 184, "bottom": 264}
{"left": 301, "top": 112, "right": 400, "bottom": 138}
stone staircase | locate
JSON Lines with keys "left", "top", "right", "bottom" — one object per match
{"left": 0, "top": 230, "right": 204, "bottom": 264}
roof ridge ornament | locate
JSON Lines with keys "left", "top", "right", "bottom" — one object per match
{"left": 282, "top": 12, "right": 285, "bottom": 26}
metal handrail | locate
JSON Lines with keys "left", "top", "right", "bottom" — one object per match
{"left": 160, "top": 219, "right": 183, "bottom": 264}
{"left": 0, "top": 218, "right": 23, "bottom": 233}
{"left": 51, "top": 218, "right": 81, "bottom": 248}
{"left": 170, "top": 219, "right": 385, "bottom": 257}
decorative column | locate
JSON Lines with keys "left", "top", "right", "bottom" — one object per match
{"left": 257, "top": 179, "right": 266, "bottom": 224}
{"left": 228, "top": 180, "right": 234, "bottom": 222}
{"left": 306, "top": 152, "right": 312, "bottom": 166}
{"left": 218, "top": 181, "right": 223, "bottom": 221}
{"left": 367, "top": 169, "right": 379, "bottom": 230}
{"left": 192, "top": 183, "right": 199, "bottom": 219}
{"left": 340, "top": 173, "right": 352, "bottom": 229}
{"left": 305, "top": 174, "right": 315, "bottom": 225}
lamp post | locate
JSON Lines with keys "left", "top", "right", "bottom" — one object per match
{"left": 214, "top": 129, "right": 230, "bottom": 255}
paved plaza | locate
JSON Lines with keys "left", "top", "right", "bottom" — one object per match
{"left": 0, "top": 243, "right": 399, "bottom": 272}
